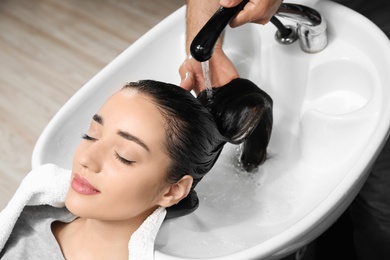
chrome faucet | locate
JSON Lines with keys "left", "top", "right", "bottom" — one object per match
{"left": 274, "top": 3, "right": 327, "bottom": 53}
{"left": 190, "top": 2, "right": 327, "bottom": 62}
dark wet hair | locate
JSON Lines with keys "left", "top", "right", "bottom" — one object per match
{"left": 124, "top": 80, "right": 224, "bottom": 183}
{"left": 123, "top": 80, "right": 225, "bottom": 218}
{"left": 123, "top": 79, "right": 273, "bottom": 218}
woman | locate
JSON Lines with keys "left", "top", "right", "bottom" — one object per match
{"left": 0, "top": 79, "right": 272, "bottom": 259}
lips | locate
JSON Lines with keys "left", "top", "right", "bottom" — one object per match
{"left": 71, "top": 173, "right": 100, "bottom": 195}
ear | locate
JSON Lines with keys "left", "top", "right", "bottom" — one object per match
{"left": 157, "top": 175, "right": 193, "bottom": 208}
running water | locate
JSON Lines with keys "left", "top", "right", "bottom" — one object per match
{"left": 201, "top": 60, "right": 213, "bottom": 99}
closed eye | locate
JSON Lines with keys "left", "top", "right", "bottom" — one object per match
{"left": 115, "top": 152, "right": 135, "bottom": 165}
{"left": 82, "top": 134, "right": 97, "bottom": 141}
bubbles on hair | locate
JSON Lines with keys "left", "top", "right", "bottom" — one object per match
{"left": 229, "top": 144, "right": 261, "bottom": 186}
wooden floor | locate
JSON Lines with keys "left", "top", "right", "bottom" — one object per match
{"left": 0, "top": 0, "right": 185, "bottom": 210}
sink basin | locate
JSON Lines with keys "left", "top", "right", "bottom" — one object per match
{"left": 32, "top": 0, "right": 390, "bottom": 259}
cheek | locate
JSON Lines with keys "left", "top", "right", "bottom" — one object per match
{"left": 72, "top": 142, "right": 84, "bottom": 166}
{"left": 111, "top": 172, "right": 164, "bottom": 205}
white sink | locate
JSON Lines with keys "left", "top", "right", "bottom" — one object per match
{"left": 32, "top": 0, "right": 390, "bottom": 259}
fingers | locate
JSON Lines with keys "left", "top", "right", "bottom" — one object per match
{"left": 220, "top": 0, "right": 282, "bottom": 27}
{"left": 231, "top": 2, "right": 267, "bottom": 27}
{"left": 179, "top": 50, "right": 239, "bottom": 95}
{"left": 219, "top": 0, "right": 240, "bottom": 8}
{"left": 179, "top": 56, "right": 195, "bottom": 91}
{"left": 179, "top": 56, "right": 204, "bottom": 94}
{"left": 180, "top": 71, "right": 195, "bottom": 91}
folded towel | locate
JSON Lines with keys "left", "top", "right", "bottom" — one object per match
{"left": 0, "top": 164, "right": 69, "bottom": 251}
{"left": 129, "top": 206, "right": 166, "bottom": 259}
{"left": 0, "top": 164, "right": 166, "bottom": 260}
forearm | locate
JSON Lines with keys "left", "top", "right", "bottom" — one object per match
{"left": 180, "top": 0, "right": 239, "bottom": 93}
{"left": 185, "top": 0, "right": 222, "bottom": 55}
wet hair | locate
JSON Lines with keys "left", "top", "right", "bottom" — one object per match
{"left": 123, "top": 80, "right": 225, "bottom": 218}
{"left": 197, "top": 78, "right": 273, "bottom": 172}
{"left": 124, "top": 80, "right": 224, "bottom": 183}
{"left": 123, "top": 79, "right": 273, "bottom": 218}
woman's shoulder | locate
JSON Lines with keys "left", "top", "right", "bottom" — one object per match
{"left": 0, "top": 205, "right": 75, "bottom": 259}
{"left": 11, "top": 205, "right": 75, "bottom": 241}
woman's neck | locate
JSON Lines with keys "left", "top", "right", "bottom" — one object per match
{"left": 52, "top": 209, "right": 153, "bottom": 260}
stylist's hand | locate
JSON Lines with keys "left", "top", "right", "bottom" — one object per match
{"left": 179, "top": 48, "right": 239, "bottom": 95}
{"left": 221, "top": 0, "right": 282, "bottom": 27}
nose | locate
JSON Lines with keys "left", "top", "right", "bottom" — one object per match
{"left": 76, "top": 141, "right": 103, "bottom": 173}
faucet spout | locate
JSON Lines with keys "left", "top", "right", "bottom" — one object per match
{"left": 190, "top": 0, "right": 249, "bottom": 62}
{"left": 275, "top": 3, "right": 327, "bottom": 53}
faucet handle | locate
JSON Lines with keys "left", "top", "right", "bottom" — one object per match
{"left": 190, "top": 0, "right": 249, "bottom": 62}
{"left": 275, "top": 3, "right": 328, "bottom": 53}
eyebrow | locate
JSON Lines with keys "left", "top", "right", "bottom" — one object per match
{"left": 93, "top": 114, "right": 103, "bottom": 125}
{"left": 92, "top": 114, "right": 150, "bottom": 152}
{"left": 117, "top": 130, "right": 150, "bottom": 152}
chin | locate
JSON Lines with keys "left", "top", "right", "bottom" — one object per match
{"left": 64, "top": 189, "right": 97, "bottom": 218}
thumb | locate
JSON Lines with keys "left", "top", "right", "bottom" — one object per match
{"left": 180, "top": 72, "right": 195, "bottom": 91}
{"left": 220, "top": 0, "right": 242, "bottom": 8}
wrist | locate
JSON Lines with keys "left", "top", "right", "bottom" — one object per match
{"left": 209, "top": 47, "right": 226, "bottom": 65}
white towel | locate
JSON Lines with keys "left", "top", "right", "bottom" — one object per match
{"left": 0, "top": 163, "right": 166, "bottom": 260}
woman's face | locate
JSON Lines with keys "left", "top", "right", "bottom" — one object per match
{"left": 65, "top": 89, "right": 172, "bottom": 221}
